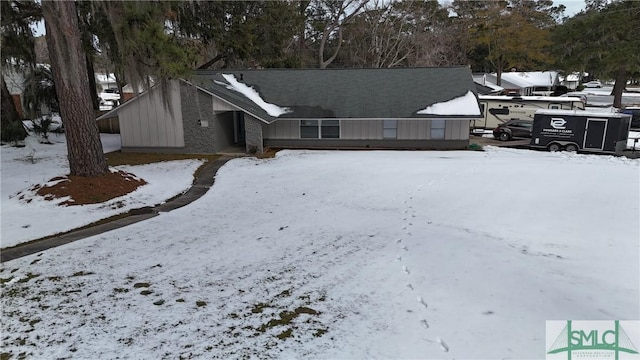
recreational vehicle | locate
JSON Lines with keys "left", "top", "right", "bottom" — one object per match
{"left": 471, "top": 95, "right": 585, "bottom": 132}
{"left": 530, "top": 110, "right": 631, "bottom": 155}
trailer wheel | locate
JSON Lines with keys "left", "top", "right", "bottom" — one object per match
{"left": 565, "top": 144, "right": 578, "bottom": 152}
{"left": 547, "top": 143, "right": 561, "bottom": 152}
{"left": 499, "top": 132, "right": 510, "bottom": 141}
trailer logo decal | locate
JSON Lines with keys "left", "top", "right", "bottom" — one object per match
{"left": 550, "top": 118, "right": 567, "bottom": 129}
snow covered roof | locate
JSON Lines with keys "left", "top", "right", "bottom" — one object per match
{"left": 536, "top": 109, "right": 632, "bottom": 118}
{"left": 192, "top": 67, "right": 480, "bottom": 123}
{"left": 95, "top": 73, "right": 117, "bottom": 86}
{"left": 494, "top": 71, "right": 559, "bottom": 88}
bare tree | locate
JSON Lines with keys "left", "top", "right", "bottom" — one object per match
{"left": 307, "top": 0, "right": 368, "bottom": 68}
{"left": 340, "top": 0, "right": 457, "bottom": 68}
{"left": 42, "top": 0, "right": 108, "bottom": 176}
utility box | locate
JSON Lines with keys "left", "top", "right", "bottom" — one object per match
{"left": 530, "top": 110, "right": 631, "bottom": 155}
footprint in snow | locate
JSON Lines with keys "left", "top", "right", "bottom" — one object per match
{"left": 396, "top": 239, "right": 402, "bottom": 244}
{"left": 417, "top": 296, "right": 428, "bottom": 309}
{"left": 401, "top": 245, "right": 408, "bottom": 251}
{"left": 402, "top": 266, "right": 410, "bottom": 275}
{"left": 420, "top": 319, "right": 429, "bottom": 328}
{"left": 406, "top": 283, "right": 413, "bottom": 290}
{"left": 395, "top": 256, "right": 402, "bottom": 262}
{"left": 436, "top": 336, "right": 449, "bottom": 352}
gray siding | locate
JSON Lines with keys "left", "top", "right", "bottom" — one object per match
{"left": 264, "top": 139, "right": 469, "bottom": 150}
{"left": 445, "top": 120, "right": 469, "bottom": 140}
{"left": 263, "top": 120, "right": 300, "bottom": 139}
{"left": 341, "top": 120, "right": 383, "bottom": 139}
{"left": 118, "top": 80, "right": 184, "bottom": 149}
{"left": 398, "top": 120, "right": 429, "bottom": 140}
{"left": 263, "top": 119, "right": 470, "bottom": 141}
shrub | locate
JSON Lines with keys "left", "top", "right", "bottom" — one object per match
{"left": 31, "top": 116, "right": 54, "bottom": 144}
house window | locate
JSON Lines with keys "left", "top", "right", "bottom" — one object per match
{"left": 300, "top": 120, "right": 319, "bottom": 138}
{"left": 383, "top": 120, "right": 397, "bottom": 139}
{"left": 300, "top": 120, "right": 340, "bottom": 139}
{"left": 430, "top": 119, "right": 446, "bottom": 139}
{"left": 321, "top": 120, "right": 340, "bottom": 138}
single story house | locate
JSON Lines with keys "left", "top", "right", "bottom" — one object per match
{"left": 97, "top": 67, "right": 481, "bottom": 154}
{"left": 483, "top": 71, "right": 560, "bottom": 96}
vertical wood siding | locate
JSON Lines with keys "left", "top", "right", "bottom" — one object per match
{"left": 119, "top": 81, "right": 184, "bottom": 148}
{"left": 262, "top": 119, "right": 470, "bottom": 141}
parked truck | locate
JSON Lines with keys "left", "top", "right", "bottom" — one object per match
{"left": 530, "top": 110, "right": 631, "bottom": 155}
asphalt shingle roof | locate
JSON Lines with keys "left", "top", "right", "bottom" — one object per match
{"left": 191, "top": 67, "right": 478, "bottom": 123}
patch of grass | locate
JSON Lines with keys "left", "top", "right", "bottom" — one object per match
{"left": 313, "top": 328, "right": 328, "bottom": 337}
{"left": 0, "top": 276, "right": 14, "bottom": 285}
{"left": 196, "top": 301, "right": 207, "bottom": 307}
{"left": 251, "top": 302, "right": 270, "bottom": 313}
{"left": 72, "top": 271, "right": 95, "bottom": 277}
{"left": 17, "top": 272, "right": 40, "bottom": 283}
{"left": 113, "top": 288, "right": 129, "bottom": 293}
{"left": 133, "top": 282, "right": 150, "bottom": 288}
{"left": 257, "top": 148, "right": 280, "bottom": 159}
{"left": 153, "top": 299, "right": 165, "bottom": 306}
{"left": 140, "top": 290, "right": 153, "bottom": 296}
{"left": 105, "top": 151, "right": 220, "bottom": 167}
{"left": 276, "top": 328, "right": 293, "bottom": 340}
{"left": 258, "top": 306, "right": 319, "bottom": 333}
{"left": 175, "top": 298, "right": 185, "bottom": 303}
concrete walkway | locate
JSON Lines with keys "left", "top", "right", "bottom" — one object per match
{"left": 0, "top": 155, "right": 238, "bottom": 263}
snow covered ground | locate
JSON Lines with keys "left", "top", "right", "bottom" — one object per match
{"left": 1, "top": 145, "right": 638, "bottom": 359}
{"left": 1, "top": 133, "right": 204, "bottom": 247}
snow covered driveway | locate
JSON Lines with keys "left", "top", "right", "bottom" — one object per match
{"left": 1, "top": 148, "right": 638, "bottom": 359}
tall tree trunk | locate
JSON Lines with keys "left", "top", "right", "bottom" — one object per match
{"left": 611, "top": 65, "right": 626, "bottom": 109}
{"left": 86, "top": 55, "right": 99, "bottom": 111}
{"left": 42, "top": 0, "right": 108, "bottom": 177}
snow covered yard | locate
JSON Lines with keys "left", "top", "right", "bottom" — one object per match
{"left": 1, "top": 147, "right": 639, "bottom": 359}
{"left": 1, "top": 134, "right": 204, "bottom": 247}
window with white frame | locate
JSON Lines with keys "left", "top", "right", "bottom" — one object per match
{"left": 430, "top": 119, "right": 446, "bottom": 139}
{"left": 300, "top": 120, "right": 340, "bottom": 139}
{"left": 383, "top": 120, "right": 397, "bottom": 139}
{"left": 321, "top": 120, "right": 340, "bottom": 138}
{"left": 300, "top": 120, "right": 319, "bottom": 138}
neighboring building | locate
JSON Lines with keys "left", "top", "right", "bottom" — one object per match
{"left": 2, "top": 68, "right": 26, "bottom": 119}
{"left": 482, "top": 71, "right": 560, "bottom": 96}
{"left": 560, "top": 72, "right": 583, "bottom": 90}
{"left": 95, "top": 73, "right": 117, "bottom": 91}
{"left": 473, "top": 74, "right": 504, "bottom": 95}
{"left": 97, "top": 67, "right": 481, "bottom": 154}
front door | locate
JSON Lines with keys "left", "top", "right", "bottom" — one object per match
{"left": 234, "top": 112, "right": 246, "bottom": 144}
{"left": 583, "top": 118, "right": 607, "bottom": 150}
